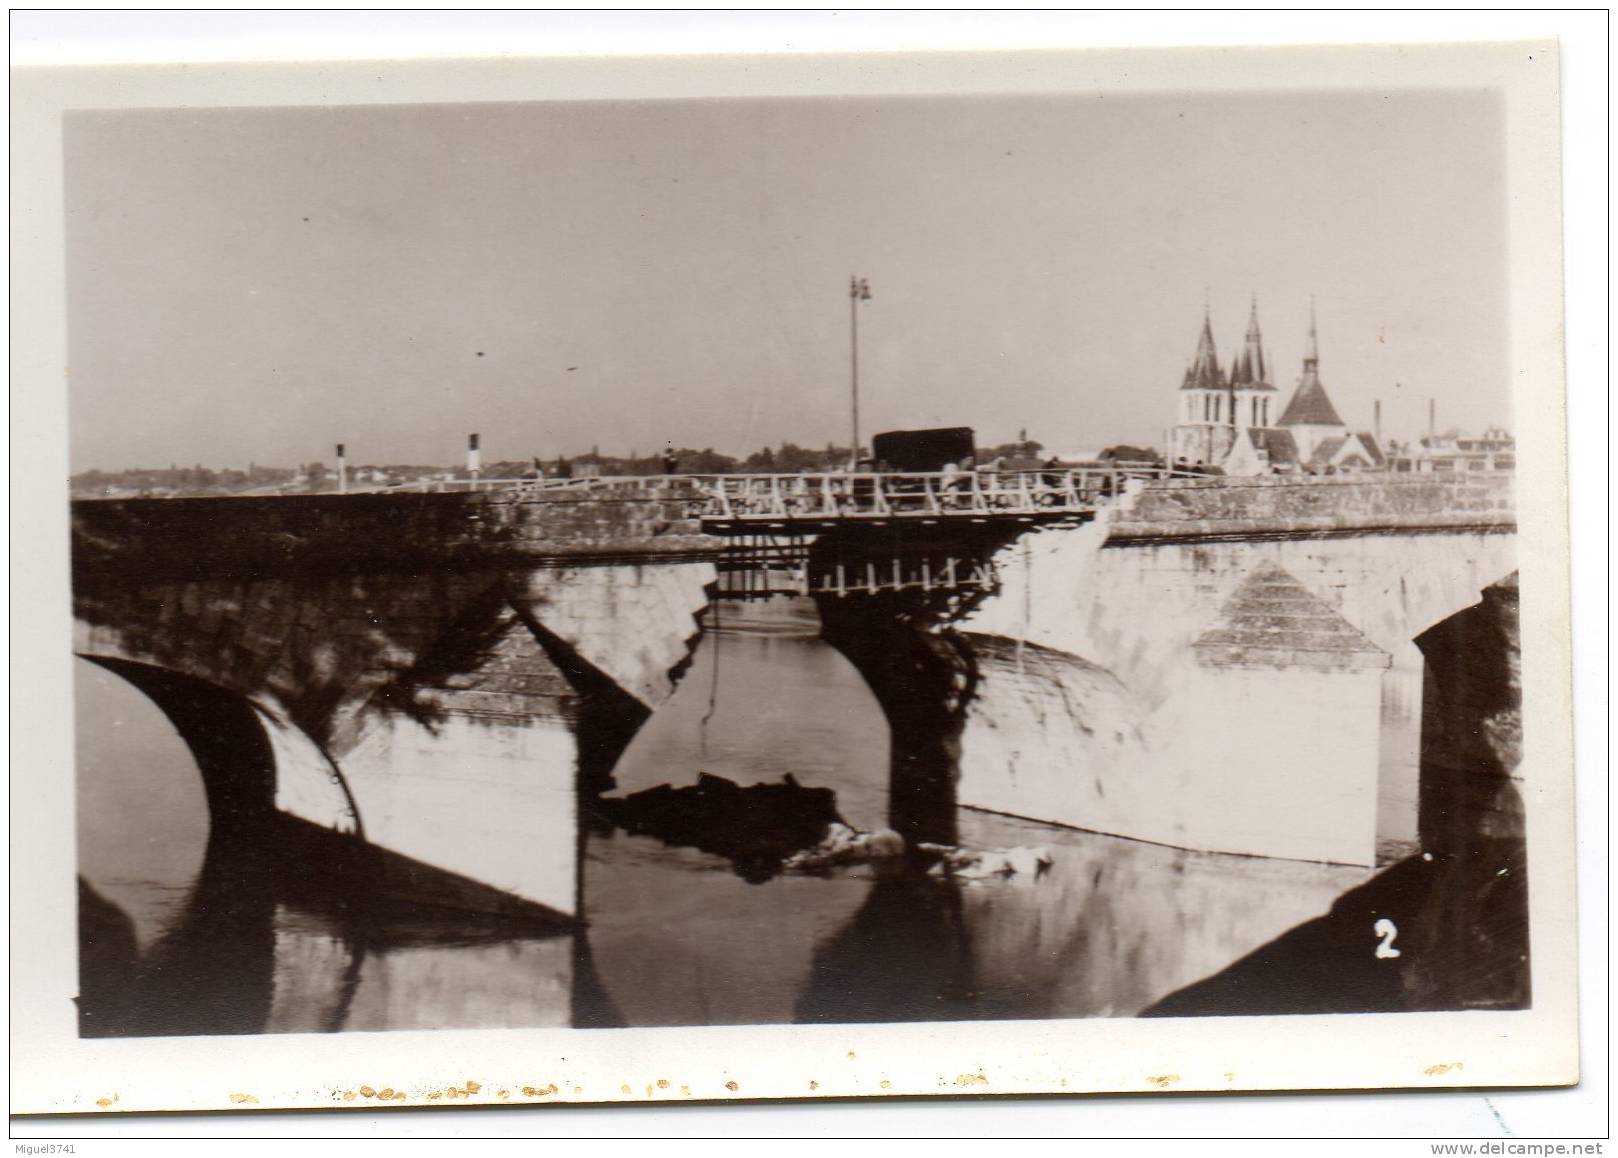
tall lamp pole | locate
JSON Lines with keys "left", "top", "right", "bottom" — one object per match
{"left": 849, "top": 275, "right": 872, "bottom": 470}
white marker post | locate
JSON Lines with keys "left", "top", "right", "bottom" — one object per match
{"left": 335, "top": 442, "right": 347, "bottom": 495}
{"left": 467, "top": 433, "right": 481, "bottom": 490}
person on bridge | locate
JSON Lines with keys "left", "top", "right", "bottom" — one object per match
{"left": 1042, "top": 455, "right": 1064, "bottom": 488}
{"left": 939, "top": 458, "right": 976, "bottom": 509}
{"left": 662, "top": 447, "right": 680, "bottom": 475}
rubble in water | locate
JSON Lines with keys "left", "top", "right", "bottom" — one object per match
{"left": 783, "top": 825, "right": 1054, "bottom": 882}
{"left": 592, "top": 773, "right": 843, "bottom": 883}
{"left": 918, "top": 842, "right": 1054, "bottom": 881}
{"left": 593, "top": 772, "right": 1056, "bottom": 885}
{"left": 780, "top": 823, "right": 907, "bottom": 872}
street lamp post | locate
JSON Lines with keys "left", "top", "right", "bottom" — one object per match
{"left": 849, "top": 275, "right": 871, "bottom": 470}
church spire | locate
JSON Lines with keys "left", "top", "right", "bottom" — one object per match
{"left": 1242, "top": 294, "right": 1268, "bottom": 385}
{"left": 1303, "top": 296, "right": 1319, "bottom": 376}
{"left": 1278, "top": 299, "right": 1346, "bottom": 430}
{"left": 1181, "top": 306, "right": 1223, "bottom": 391}
{"left": 1300, "top": 298, "right": 1321, "bottom": 387}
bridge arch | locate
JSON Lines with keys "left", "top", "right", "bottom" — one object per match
{"left": 75, "top": 654, "right": 358, "bottom": 839}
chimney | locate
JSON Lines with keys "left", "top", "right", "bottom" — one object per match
{"left": 1374, "top": 401, "right": 1382, "bottom": 445}
{"left": 467, "top": 433, "right": 482, "bottom": 481}
{"left": 335, "top": 443, "right": 347, "bottom": 495}
{"left": 1428, "top": 399, "right": 1436, "bottom": 442}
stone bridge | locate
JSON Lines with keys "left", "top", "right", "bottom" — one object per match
{"left": 71, "top": 472, "right": 1516, "bottom": 922}
{"left": 72, "top": 483, "right": 720, "bottom": 923}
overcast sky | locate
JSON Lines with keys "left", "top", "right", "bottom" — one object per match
{"left": 66, "top": 89, "right": 1508, "bottom": 471}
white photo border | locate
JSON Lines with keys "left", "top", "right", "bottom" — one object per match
{"left": 10, "top": 34, "right": 1582, "bottom": 1120}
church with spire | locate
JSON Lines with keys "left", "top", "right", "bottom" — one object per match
{"left": 1167, "top": 298, "right": 1383, "bottom": 476}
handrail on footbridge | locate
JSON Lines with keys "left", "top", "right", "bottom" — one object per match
{"left": 366, "top": 463, "right": 1183, "bottom": 521}
{"left": 692, "top": 466, "right": 1176, "bottom": 522}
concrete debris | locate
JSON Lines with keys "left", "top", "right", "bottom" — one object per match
{"left": 780, "top": 823, "right": 907, "bottom": 872}
{"left": 781, "top": 824, "right": 1055, "bottom": 882}
{"left": 593, "top": 773, "right": 843, "bottom": 883}
{"left": 918, "top": 843, "right": 1054, "bottom": 881}
{"left": 596, "top": 773, "right": 1055, "bottom": 885}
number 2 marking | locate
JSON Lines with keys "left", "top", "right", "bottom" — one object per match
{"left": 1373, "top": 917, "right": 1401, "bottom": 959}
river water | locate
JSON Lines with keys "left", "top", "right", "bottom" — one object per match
{"left": 77, "top": 598, "right": 1386, "bottom": 1036}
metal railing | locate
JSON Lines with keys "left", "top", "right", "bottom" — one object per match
{"left": 272, "top": 462, "right": 1192, "bottom": 517}
{"left": 364, "top": 475, "right": 612, "bottom": 495}
{"left": 367, "top": 473, "right": 712, "bottom": 497}
{"left": 695, "top": 465, "right": 1181, "bottom": 522}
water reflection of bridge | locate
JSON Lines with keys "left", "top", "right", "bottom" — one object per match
{"left": 73, "top": 796, "right": 1377, "bottom": 1037}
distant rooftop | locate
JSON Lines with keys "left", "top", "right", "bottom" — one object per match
{"left": 1278, "top": 378, "right": 1346, "bottom": 428}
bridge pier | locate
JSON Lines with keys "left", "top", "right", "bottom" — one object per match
{"left": 1404, "top": 573, "right": 1528, "bottom": 1008}
{"left": 1140, "top": 571, "right": 1529, "bottom": 1017}
{"left": 816, "top": 599, "right": 973, "bottom": 847}
{"left": 948, "top": 476, "right": 1516, "bottom": 866}
{"left": 323, "top": 602, "right": 596, "bottom": 921}
{"left": 806, "top": 522, "right": 1031, "bottom": 847}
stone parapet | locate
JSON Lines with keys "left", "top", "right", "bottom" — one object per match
{"left": 71, "top": 486, "right": 717, "bottom": 583}
{"left": 1108, "top": 473, "right": 1515, "bottom": 544}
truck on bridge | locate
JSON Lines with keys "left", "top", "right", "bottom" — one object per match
{"left": 868, "top": 427, "right": 977, "bottom": 473}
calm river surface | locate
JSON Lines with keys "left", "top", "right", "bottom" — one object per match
{"left": 76, "top": 598, "right": 1384, "bottom": 1036}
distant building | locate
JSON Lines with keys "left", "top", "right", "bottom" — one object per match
{"left": 1098, "top": 444, "right": 1163, "bottom": 466}
{"left": 1167, "top": 299, "right": 1383, "bottom": 476}
{"left": 1386, "top": 427, "right": 1514, "bottom": 473}
{"left": 1168, "top": 299, "right": 1280, "bottom": 471}
{"left": 1275, "top": 308, "right": 1344, "bottom": 461}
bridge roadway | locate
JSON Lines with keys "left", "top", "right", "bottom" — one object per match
{"left": 370, "top": 466, "right": 1179, "bottom": 599}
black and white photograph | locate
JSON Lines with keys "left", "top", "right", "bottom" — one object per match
{"left": 11, "top": 25, "right": 1584, "bottom": 1118}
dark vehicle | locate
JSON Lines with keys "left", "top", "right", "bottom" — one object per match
{"left": 870, "top": 427, "right": 976, "bottom": 473}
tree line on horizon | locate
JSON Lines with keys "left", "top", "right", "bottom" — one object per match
{"left": 70, "top": 435, "right": 1162, "bottom": 498}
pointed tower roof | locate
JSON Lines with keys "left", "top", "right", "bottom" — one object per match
{"left": 1229, "top": 295, "right": 1277, "bottom": 391}
{"left": 1279, "top": 378, "right": 1345, "bottom": 426}
{"left": 1278, "top": 301, "right": 1346, "bottom": 427}
{"left": 1303, "top": 296, "right": 1320, "bottom": 367}
{"left": 1180, "top": 307, "right": 1225, "bottom": 391}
